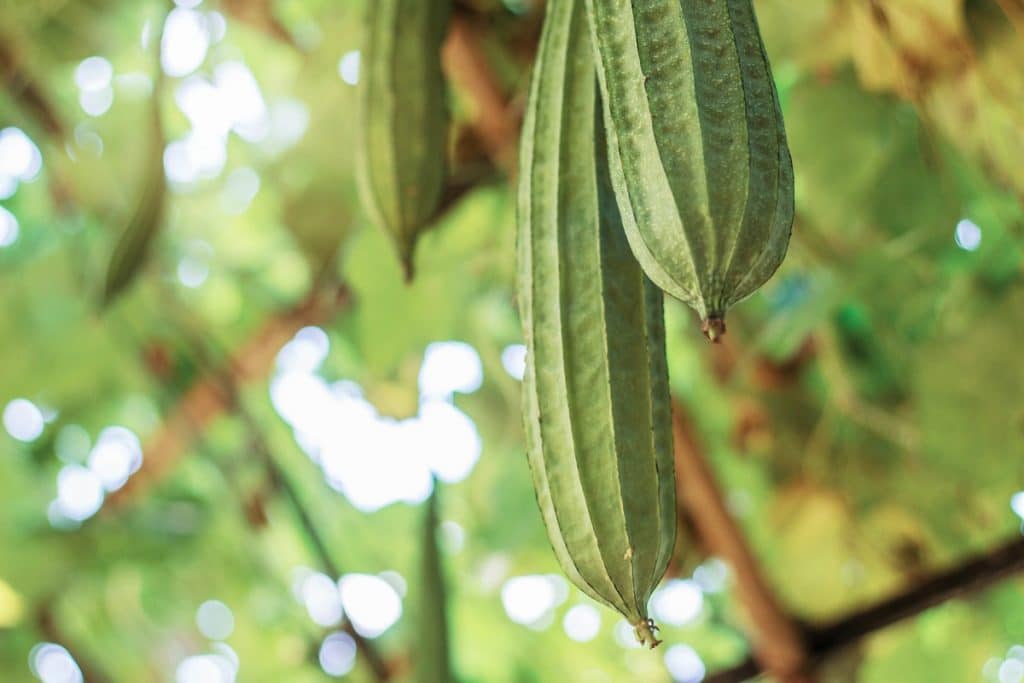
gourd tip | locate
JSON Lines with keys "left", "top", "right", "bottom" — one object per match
{"left": 401, "top": 255, "right": 415, "bottom": 284}
{"left": 702, "top": 316, "right": 726, "bottom": 343}
{"left": 634, "top": 618, "right": 662, "bottom": 649}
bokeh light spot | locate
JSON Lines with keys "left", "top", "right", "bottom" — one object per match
{"left": 178, "top": 256, "right": 210, "bottom": 288}
{"left": 563, "top": 604, "right": 601, "bottom": 642}
{"left": 1000, "top": 658, "right": 1024, "bottom": 683}
{"left": 418, "top": 400, "right": 482, "bottom": 483}
{"left": 664, "top": 644, "right": 706, "bottom": 683}
{"left": 87, "top": 426, "right": 142, "bottom": 492}
{"left": 276, "top": 327, "right": 329, "bottom": 374}
{"left": 74, "top": 57, "right": 113, "bottom": 92}
{"left": 4, "top": 398, "right": 44, "bottom": 442}
{"left": 0, "top": 206, "right": 18, "bottom": 247}
{"left": 955, "top": 218, "right": 982, "bottom": 252}
{"left": 1011, "top": 492, "right": 1024, "bottom": 523}
{"left": 501, "top": 575, "right": 558, "bottom": 626}
{"left": 501, "top": 344, "right": 526, "bottom": 381}
{"left": 56, "top": 465, "right": 104, "bottom": 522}
{"left": 378, "top": 570, "right": 408, "bottom": 598}
{"left": 338, "top": 51, "right": 360, "bottom": 86}
{"left": 162, "top": 9, "right": 209, "bottom": 77}
{"left": 441, "top": 520, "right": 465, "bottom": 554}
{"left": 205, "top": 11, "right": 227, "bottom": 42}
{"left": 301, "top": 572, "right": 343, "bottom": 628}
{"left": 196, "top": 600, "right": 235, "bottom": 640}
{"left": 0, "top": 174, "right": 16, "bottom": 200}
{"left": 652, "top": 579, "right": 704, "bottom": 627}
{"left": 338, "top": 574, "right": 402, "bottom": 637}
{"left": 30, "top": 643, "right": 83, "bottom": 683}
{"left": 175, "top": 654, "right": 235, "bottom": 683}
{"left": 319, "top": 632, "right": 356, "bottom": 677}
{"left": 220, "top": 167, "right": 260, "bottom": 215}
{"left": 419, "top": 341, "right": 483, "bottom": 400}
{"left": 56, "top": 425, "right": 91, "bottom": 464}
{"left": 0, "top": 127, "right": 43, "bottom": 181}
{"left": 613, "top": 619, "right": 642, "bottom": 649}
{"left": 692, "top": 558, "right": 729, "bottom": 593}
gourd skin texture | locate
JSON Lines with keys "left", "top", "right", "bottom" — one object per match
{"left": 358, "top": 0, "right": 450, "bottom": 279}
{"left": 586, "top": 0, "right": 794, "bottom": 335}
{"left": 517, "top": 0, "right": 676, "bottom": 647}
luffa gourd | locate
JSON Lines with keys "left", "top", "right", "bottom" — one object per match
{"left": 357, "top": 0, "right": 451, "bottom": 281}
{"left": 517, "top": 0, "right": 676, "bottom": 648}
{"left": 586, "top": 0, "right": 794, "bottom": 340}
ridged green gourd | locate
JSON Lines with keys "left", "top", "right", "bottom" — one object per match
{"left": 585, "top": 0, "right": 794, "bottom": 340}
{"left": 357, "top": 0, "right": 450, "bottom": 281}
{"left": 517, "top": 0, "right": 676, "bottom": 648}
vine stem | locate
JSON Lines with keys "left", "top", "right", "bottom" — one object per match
{"left": 151, "top": 300, "right": 395, "bottom": 683}
{"left": 676, "top": 394, "right": 1024, "bottom": 682}
{"left": 231, "top": 395, "right": 394, "bottom": 683}
{"left": 672, "top": 403, "right": 814, "bottom": 682}
{"left": 705, "top": 537, "right": 1024, "bottom": 682}
{"left": 104, "top": 282, "right": 353, "bottom": 510}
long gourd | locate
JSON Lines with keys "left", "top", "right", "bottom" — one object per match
{"left": 517, "top": 0, "right": 676, "bottom": 648}
{"left": 357, "top": 0, "right": 450, "bottom": 281}
{"left": 586, "top": 0, "right": 794, "bottom": 340}
{"left": 103, "top": 90, "right": 166, "bottom": 305}
{"left": 415, "top": 482, "right": 454, "bottom": 683}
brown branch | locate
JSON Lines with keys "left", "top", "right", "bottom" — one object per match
{"left": 128, "top": 296, "right": 395, "bottom": 682}
{"left": 993, "top": 0, "right": 1024, "bottom": 38}
{"left": 106, "top": 156, "right": 487, "bottom": 512}
{"left": 436, "top": 163, "right": 498, "bottom": 216}
{"left": 812, "top": 536, "right": 1024, "bottom": 650}
{"left": 708, "top": 537, "right": 1024, "bottom": 682}
{"left": 105, "top": 283, "right": 352, "bottom": 509}
{"left": 220, "top": 0, "right": 300, "bottom": 49}
{"left": 672, "top": 403, "right": 813, "bottom": 682}
{"left": 262, "top": 450, "right": 393, "bottom": 682}
{"left": 36, "top": 599, "right": 114, "bottom": 683}
{"left": 0, "top": 31, "right": 78, "bottom": 213}
{"left": 0, "top": 37, "right": 66, "bottom": 140}
{"left": 224, "top": 390, "right": 394, "bottom": 682}
{"left": 442, "top": 11, "right": 519, "bottom": 175}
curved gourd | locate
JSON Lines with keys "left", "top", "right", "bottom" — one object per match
{"left": 517, "top": 0, "right": 676, "bottom": 648}
{"left": 586, "top": 0, "right": 794, "bottom": 340}
{"left": 357, "top": 0, "right": 450, "bottom": 281}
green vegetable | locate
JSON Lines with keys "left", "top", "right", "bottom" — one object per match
{"left": 357, "top": 0, "right": 451, "bottom": 281}
{"left": 517, "top": 0, "right": 676, "bottom": 648}
{"left": 102, "top": 75, "right": 167, "bottom": 306}
{"left": 586, "top": 0, "right": 794, "bottom": 340}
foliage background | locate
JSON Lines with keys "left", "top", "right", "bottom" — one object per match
{"left": 1, "top": 0, "right": 1023, "bottom": 682}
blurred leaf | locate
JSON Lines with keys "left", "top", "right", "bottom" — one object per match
{"left": 101, "top": 79, "right": 167, "bottom": 306}
{"left": 926, "top": 0, "right": 1024, "bottom": 197}
{"left": 845, "top": 0, "right": 970, "bottom": 98}
{"left": 280, "top": 183, "right": 350, "bottom": 272}
{"left": 913, "top": 288, "right": 1024, "bottom": 492}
